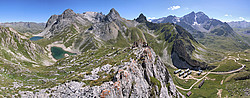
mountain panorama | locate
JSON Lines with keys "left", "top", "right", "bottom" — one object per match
{"left": 0, "top": 8, "right": 249, "bottom": 97}
{"left": 151, "top": 11, "right": 250, "bottom": 50}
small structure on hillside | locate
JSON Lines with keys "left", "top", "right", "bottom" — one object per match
{"left": 183, "top": 73, "right": 188, "bottom": 78}
{"left": 188, "top": 71, "right": 192, "bottom": 75}
{"left": 185, "top": 68, "right": 190, "bottom": 73}
{"left": 198, "top": 80, "right": 205, "bottom": 88}
{"left": 197, "top": 70, "right": 202, "bottom": 75}
{"left": 186, "top": 91, "right": 192, "bottom": 97}
{"left": 174, "top": 69, "right": 181, "bottom": 74}
{"left": 179, "top": 71, "right": 184, "bottom": 76}
{"left": 142, "top": 42, "right": 148, "bottom": 47}
{"left": 197, "top": 72, "right": 201, "bottom": 75}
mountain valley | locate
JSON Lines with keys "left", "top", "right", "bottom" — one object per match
{"left": 0, "top": 8, "right": 249, "bottom": 98}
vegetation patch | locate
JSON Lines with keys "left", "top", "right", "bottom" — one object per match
{"left": 212, "top": 60, "right": 242, "bottom": 72}
{"left": 150, "top": 77, "right": 162, "bottom": 92}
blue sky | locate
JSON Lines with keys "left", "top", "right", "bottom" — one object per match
{"left": 0, "top": 0, "right": 249, "bottom": 23}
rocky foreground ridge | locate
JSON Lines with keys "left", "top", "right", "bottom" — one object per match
{"left": 19, "top": 43, "right": 184, "bottom": 98}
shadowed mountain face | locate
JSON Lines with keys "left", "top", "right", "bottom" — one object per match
{"left": 135, "top": 14, "right": 207, "bottom": 70}
{"left": 151, "top": 12, "right": 249, "bottom": 51}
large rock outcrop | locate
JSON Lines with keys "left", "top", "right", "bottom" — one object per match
{"left": 19, "top": 44, "right": 184, "bottom": 98}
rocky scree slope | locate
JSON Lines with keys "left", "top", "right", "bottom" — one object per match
{"left": 19, "top": 45, "right": 184, "bottom": 98}
{"left": 151, "top": 12, "right": 249, "bottom": 51}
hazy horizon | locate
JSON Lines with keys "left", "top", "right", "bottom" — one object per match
{"left": 0, "top": 0, "right": 249, "bottom": 23}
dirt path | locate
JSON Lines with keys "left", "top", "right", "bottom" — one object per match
{"left": 176, "top": 56, "right": 245, "bottom": 91}
{"left": 176, "top": 72, "right": 210, "bottom": 91}
{"left": 210, "top": 59, "right": 245, "bottom": 74}
{"left": 217, "top": 89, "right": 223, "bottom": 98}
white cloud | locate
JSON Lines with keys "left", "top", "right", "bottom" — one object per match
{"left": 168, "top": 6, "right": 181, "bottom": 10}
{"left": 239, "top": 17, "right": 245, "bottom": 20}
{"left": 224, "top": 14, "right": 232, "bottom": 17}
{"left": 147, "top": 17, "right": 157, "bottom": 22}
{"left": 148, "top": 17, "right": 157, "bottom": 20}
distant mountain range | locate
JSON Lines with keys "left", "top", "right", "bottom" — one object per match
{"left": 151, "top": 12, "right": 249, "bottom": 51}
{"left": 227, "top": 21, "right": 250, "bottom": 45}
{"left": 227, "top": 21, "right": 250, "bottom": 28}
{"left": 152, "top": 11, "right": 235, "bottom": 37}
{"left": 0, "top": 22, "right": 45, "bottom": 34}
{"left": 1, "top": 8, "right": 248, "bottom": 97}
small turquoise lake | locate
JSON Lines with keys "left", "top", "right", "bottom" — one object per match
{"left": 51, "top": 47, "right": 76, "bottom": 60}
{"left": 30, "top": 36, "right": 43, "bottom": 41}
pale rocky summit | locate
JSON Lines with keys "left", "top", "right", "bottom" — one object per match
{"left": 105, "top": 8, "right": 122, "bottom": 22}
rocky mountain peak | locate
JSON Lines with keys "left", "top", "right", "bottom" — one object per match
{"left": 63, "top": 9, "right": 75, "bottom": 14}
{"left": 196, "top": 11, "right": 205, "bottom": 15}
{"left": 62, "top": 9, "right": 76, "bottom": 18}
{"left": 135, "top": 13, "right": 147, "bottom": 23}
{"left": 196, "top": 11, "right": 207, "bottom": 18}
{"left": 195, "top": 11, "right": 209, "bottom": 24}
{"left": 182, "top": 11, "right": 196, "bottom": 24}
{"left": 105, "top": 8, "right": 121, "bottom": 22}
{"left": 109, "top": 8, "right": 119, "bottom": 15}
{"left": 189, "top": 11, "right": 196, "bottom": 16}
